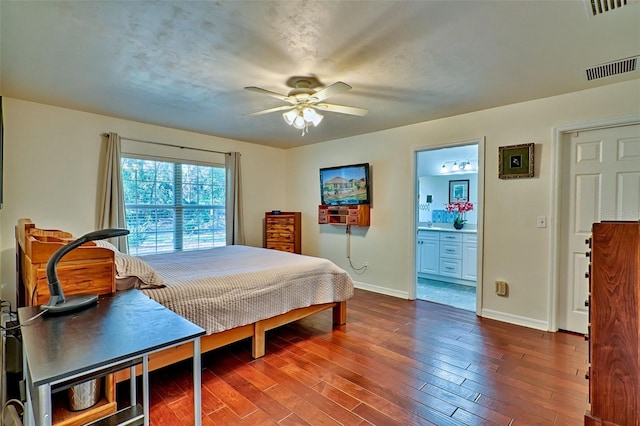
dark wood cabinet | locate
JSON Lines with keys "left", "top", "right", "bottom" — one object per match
{"left": 265, "top": 211, "right": 301, "bottom": 254}
{"left": 585, "top": 221, "right": 640, "bottom": 426}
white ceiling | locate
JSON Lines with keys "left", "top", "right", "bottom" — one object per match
{"left": 1, "top": 1, "right": 639, "bottom": 149}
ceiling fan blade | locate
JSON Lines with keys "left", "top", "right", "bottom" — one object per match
{"left": 311, "top": 81, "right": 352, "bottom": 102}
{"left": 314, "top": 103, "right": 368, "bottom": 116}
{"left": 244, "top": 86, "right": 295, "bottom": 103}
{"left": 245, "top": 105, "right": 295, "bottom": 116}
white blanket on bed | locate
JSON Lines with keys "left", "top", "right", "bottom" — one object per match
{"left": 138, "top": 245, "right": 354, "bottom": 334}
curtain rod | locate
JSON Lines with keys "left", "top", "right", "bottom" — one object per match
{"left": 102, "top": 133, "right": 232, "bottom": 156}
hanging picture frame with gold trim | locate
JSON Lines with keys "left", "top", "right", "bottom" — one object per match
{"left": 498, "top": 143, "right": 534, "bottom": 179}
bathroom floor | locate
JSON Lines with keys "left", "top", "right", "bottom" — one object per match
{"left": 416, "top": 277, "right": 476, "bottom": 311}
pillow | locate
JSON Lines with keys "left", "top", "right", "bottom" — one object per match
{"left": 113, "top": 252, "right": 166, "bottom": 289}
{"left": 93, "top": 239, "right": 121, "bottom": 252}
{"left": 93, "top": 240, "right": 165, "bottom": 289}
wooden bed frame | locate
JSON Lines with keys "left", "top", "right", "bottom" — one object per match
{"left": 15, "top": 219, "right": 347, "bottom": 384}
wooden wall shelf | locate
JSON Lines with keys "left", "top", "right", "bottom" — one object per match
{"left": 318, "top": 205, "right": 370, "bottom": 226}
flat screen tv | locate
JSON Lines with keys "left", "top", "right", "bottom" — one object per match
{"left": 320, "top": 163, "right": 370, "bottom": 206}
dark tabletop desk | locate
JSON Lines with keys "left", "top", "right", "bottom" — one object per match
{"left": 19, "top": 289, "right": 205, "bottom": 426}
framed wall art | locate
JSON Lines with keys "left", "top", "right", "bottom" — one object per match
{"left": 449, "top": 179, "right": 469, "bottom": 202}
{"left": 498, "top": 143, "right": 534, "bottom": 179}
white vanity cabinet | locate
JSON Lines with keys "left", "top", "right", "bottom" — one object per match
{"left": 417, "top": 229, "right": 476, "bottom": 285}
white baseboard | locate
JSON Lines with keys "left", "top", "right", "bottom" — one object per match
{"left": 353, "top": 281, "right": 409, "bottom": 299}
{"left": 352, "top": 284, "right": 550, "bottom": 331}
{"left": 481, "top": 308, "right": 549, "bottom": 331}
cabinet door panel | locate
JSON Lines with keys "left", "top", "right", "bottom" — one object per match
{"left": 462, "top": 244, "right": 477, "bottom": 281}
{"left": 418, "top": 238, "right": 439, "bottom": 275}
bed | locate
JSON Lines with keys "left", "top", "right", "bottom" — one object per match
{"left": 15, "top": 219, "right": 354, "bottom": 383}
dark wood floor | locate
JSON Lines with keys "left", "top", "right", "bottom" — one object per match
{"left": 118, "top": 289, "right": 589, "bottom": 425}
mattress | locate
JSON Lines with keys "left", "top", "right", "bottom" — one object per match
{"left": 136, "top": 245, "right": 354, "bottom": 335}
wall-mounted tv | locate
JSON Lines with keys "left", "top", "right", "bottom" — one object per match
{"left": 320, "top": 163, "right": 370, "bottom": 206}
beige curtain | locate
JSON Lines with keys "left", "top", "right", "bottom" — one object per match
{"left": 97, "top": 132, "right": 129, "bottom": 252}
{"left": 225, "top": 152, "right": 245, "bottom": 245}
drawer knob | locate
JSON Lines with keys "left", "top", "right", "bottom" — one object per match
{"left": 585, "top": 251, "right": 591, "bottom": 258}
{"left": 585, "top": 272, "right": 589, "bottom": 279}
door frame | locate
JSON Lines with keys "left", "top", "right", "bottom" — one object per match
{"left": 549, "top": 113, "right": 640, "bottom": 331}
{"left": 411, "top": 137, "right": 486, "bottom": 315}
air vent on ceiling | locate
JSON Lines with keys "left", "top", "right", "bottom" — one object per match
{"left": 585, "top": 0, "right": 632, "bottom": 16}
{"left": 586, "top": 56, "right": 638, "bottom": 81}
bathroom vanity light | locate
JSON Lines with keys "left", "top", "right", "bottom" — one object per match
{"left": 440, "top": 159, "right": 475, "bottom": 174}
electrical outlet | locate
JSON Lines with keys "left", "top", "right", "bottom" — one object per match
{"left": 495, "top": 281, "right": 509, "bottom": 296}
{"left": 537, "top": 216, "right": 547, "bottom": 228}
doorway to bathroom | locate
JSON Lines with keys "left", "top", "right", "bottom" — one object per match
{"left": 415, "top": 143, "right": 480, "bottom": 311}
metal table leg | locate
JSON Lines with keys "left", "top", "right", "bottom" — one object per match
{"left": 130, "top": 365, "right": 137, "bottom": 407}
{"left": 193, "top": 338, "right": 201, "bottom": 426}
{"left": 36, "top": 382, "right": 52, "bottom": 426}
{"left": 142, "top": 355, "right": 149, "bottom": 426}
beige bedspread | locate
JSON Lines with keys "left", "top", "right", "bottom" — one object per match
{"left": 139, "top": 245, "right": 354, "bottom": 334}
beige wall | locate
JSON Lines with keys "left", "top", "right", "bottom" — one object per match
{"left": 2, "top": 79, "right": 639, "bottom": 330}
{"left": 285, "top": 79, "right": 640, "bottom": 329}
{"left": 0, "top": 98, "right": 287, "bottom": 302}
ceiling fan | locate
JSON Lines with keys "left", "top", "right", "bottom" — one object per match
{"left": 245, "top": 78, "right": 368, "bottom": 135}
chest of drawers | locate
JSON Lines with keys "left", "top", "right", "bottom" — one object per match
{"left": 265, "top": 212, "right": 301, "bottom": 254}
{"left": 585, "top": 222, "right": 639, "bottom": 425}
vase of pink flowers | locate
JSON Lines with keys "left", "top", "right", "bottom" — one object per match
{"left": 445, "top": 199, "right": 474, "bottom": 230}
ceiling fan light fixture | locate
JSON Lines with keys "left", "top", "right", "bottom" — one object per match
{"left": 249, "top": 79, "right": 364, "bottom": 135}
{"left": 282, "top": 109, "right": 297, "bottom": 125}
{"left": 303, "top": 108, "right": 323, "bottom": 127}
{"left": 293, "top": 114, "right": 306, "bottom": 130}
{"left": 311, "top": 113, "right": 323, "bottom": 127}
{"left": 302, "top": 107, "right": 316, "bottom": 120}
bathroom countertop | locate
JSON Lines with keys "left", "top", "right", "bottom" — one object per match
{"left": 417, "top": 225, "right": 477, "bottom": 233}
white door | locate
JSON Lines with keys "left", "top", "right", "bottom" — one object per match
{"left": 558, "top": 124, "right": 640, "bottom": 333}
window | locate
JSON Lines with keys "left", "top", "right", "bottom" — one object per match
{"left": 121, "top": 156, "right": 226, "bottom": 255}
